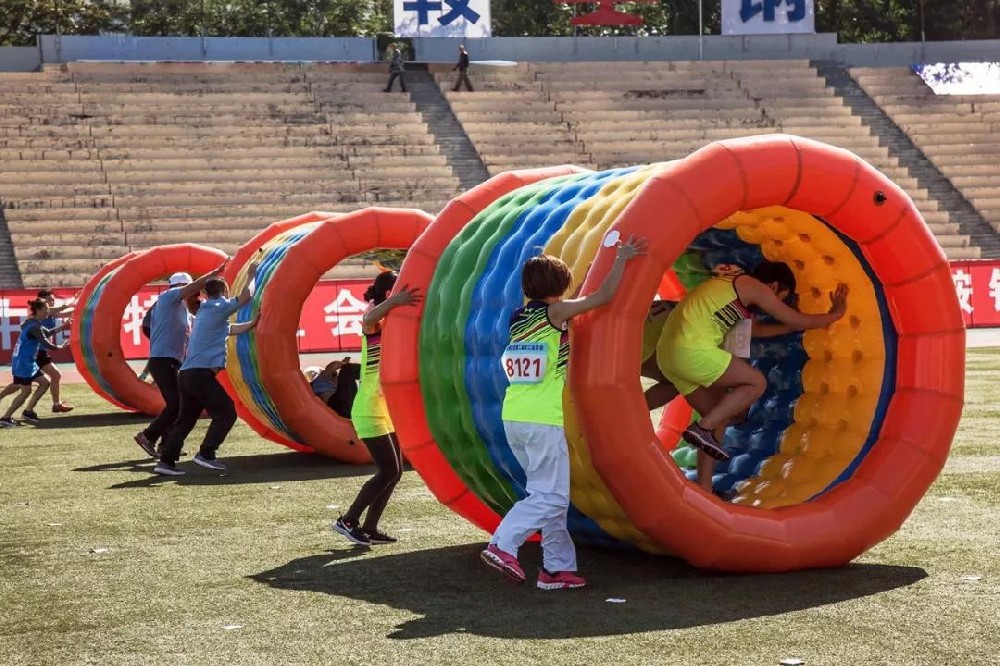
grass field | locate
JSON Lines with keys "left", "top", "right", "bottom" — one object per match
{"left": 1, "top": 351, "right": 998, "bottom": 665}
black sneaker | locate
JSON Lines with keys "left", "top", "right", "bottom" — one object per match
{"left": 333, "top": 517, "right": 371, "bottom": 546}
{"left": 682, "top": 423, "right": 731, "bottom": 461}
{"left": 21, "top": 409, "right": 40, "bottom": 422}
{"left": 0, "top": 417, "right": 17, "bottom": 428}
{"left": 364, "top": 529, "right": 398, "bottom": 545}
{"left": 152, "top": 462, "right": 185, "bottom": 477}
{"left": 134, "top": 432, "right": 157, "bottom": 458}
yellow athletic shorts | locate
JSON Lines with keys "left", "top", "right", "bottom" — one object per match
{"left": 656, "top": 344, "right": 733, "bottom": 396}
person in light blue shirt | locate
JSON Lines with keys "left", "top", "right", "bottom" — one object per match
{"left": 154, "top": 261, "right": 259, "bottom": 477}
{"left": 134, "top": 268, "right": 224, "bottom": 458}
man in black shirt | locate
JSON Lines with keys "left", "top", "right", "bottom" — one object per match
{"left": 452, "top": 44, "right": 473, "bottom": 92}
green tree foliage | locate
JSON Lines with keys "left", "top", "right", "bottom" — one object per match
{"left": 1, "top": 0, "right": 998, "bottom": 46}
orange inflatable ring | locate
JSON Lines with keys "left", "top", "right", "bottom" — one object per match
{"left": 220, "top": 208, "right": 433, "bottom": 462}
{"left": 72, "top": 244, "right": 228, "bottom": 415}
{"left": 380, "top": 135, "right": 964, "bottom": 571}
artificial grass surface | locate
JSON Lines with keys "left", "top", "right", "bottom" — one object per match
{"left": 1, "top": 351, "right": 998, "bottom": 665}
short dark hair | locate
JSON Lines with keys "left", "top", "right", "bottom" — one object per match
{"left": 750, "top": 260, "right": 796, "bottom": 294}
{"left": 37, "top": 289, "right": 54, "bottom": 299}
{"left": 205, "top": 278, "right": 227, "bottom": 298}
{"left": 364, "top": 271, "right": 398, "bottom": 305}
{"left": 522, "top": 255, "right": 573, "bottom": 300}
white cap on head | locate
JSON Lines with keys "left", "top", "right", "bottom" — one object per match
{"left": 168, "top": 272, "right": 193, "bottom": 286}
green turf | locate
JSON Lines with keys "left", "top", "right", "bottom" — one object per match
{"left": 1, "top": 351, "right": 997, "bottom": 665}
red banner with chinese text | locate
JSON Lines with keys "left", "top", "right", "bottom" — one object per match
{"left": 2, "top": 264, "right": 999, "bottom": 366}
{"left": 0, "top": 279, "right": 372, "bottom": 365}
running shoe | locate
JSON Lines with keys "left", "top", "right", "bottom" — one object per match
{"left": 21, "top": 410, "right": 40, "bottom": 422}
{"left": 480, "top": 544, "right": 526, "bottom": 584}
{"left": 153, "top": 462, "right": 185, "bottom": 476}
{"left": 364, "top": 529, "right": 398, "bottom": 545}
{"left": 52, "top": 402, "right": 74, "bottom": 413}
{"left": 682, "top": 422, "right": 731, "bottom": 461}
{"left": 333, "top": 517, "right": 371, "bottom": 546}
{"left": 537, "top": 570, "right": 587, "bottom": 591}
{"left": 193, "top": 454, "right": 226, "bottom": 471}
{"left": 134, "top": 432, "right": 157, "bottom": 458}
{"left": 0, "top": 417, "right": 17, "bottom": 428}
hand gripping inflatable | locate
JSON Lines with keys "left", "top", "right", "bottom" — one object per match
{"left": 219, "top": 208, "right": 433, "bottom": 462}
{"left": 71, "top": 244, "right": 227, "bottom": 415}
{"left": 381, "top": 135, "right": 964, "bottom": 572}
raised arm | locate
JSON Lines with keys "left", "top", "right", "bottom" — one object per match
{"left": 180, "top": 261, "right": 227, "bottom": 300}
{"left": 547, "top": 235, "right": 647, "bottom": 329}
{"left": 360, "top": 285, "right": 422, "bottom": 335}
{"left": 236, "top": 259, "right": 260, "bottom": 308}
{"left": 739, "top": 279, "right": 848, "bottom": 332}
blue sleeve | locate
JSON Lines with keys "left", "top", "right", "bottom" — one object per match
{"left": 27, "top": 322, "right": 58, "bottom": 349}
{"left": 159, "top": 288, "right": 182, "bottom": 306}
{"left": 223, "top": 297, "right": 242, "bottom": 317}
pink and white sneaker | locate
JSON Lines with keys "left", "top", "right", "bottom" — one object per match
{"left": 480, "top": 544, "right": 526, "bottom": 584}
{"left": 537, "top": 570, "right": 587, "bottom": 590}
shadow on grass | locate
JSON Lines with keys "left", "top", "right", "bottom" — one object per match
{"left": 251, "top": 543, "right": 927, "bottom": 640}
{"left": 72, "top": 451, "right": 373, "bottom": 488}
{"left": 31, "top": 411, "right": 147, "bottom": 429}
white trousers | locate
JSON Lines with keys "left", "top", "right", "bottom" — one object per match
{"left": 491, "top": 420, "right": 577, "bottom": 572}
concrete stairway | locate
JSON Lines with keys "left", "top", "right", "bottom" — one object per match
{"left": 0, "top": 205, "right": 23, "bottom": 288}
{"left": 815, "top": 60, "right": 1000, "bottom": 258}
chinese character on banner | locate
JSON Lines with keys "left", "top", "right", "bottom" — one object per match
{"left": 722, "top": 0, "right": 815, "bottom": 35}
{"left": 952, "top": 268, "right": 974, "bottom": 316}
{"left": 394, "top": 0, "right": 491, "bottom": 37}
{"left": 122, "top": 293, "right": 159, "bottom": 347}
{"left": 989, "top": 269, "right": 1000, "bottom": 312}
{"left": 324, "top": 289, "right": 368, "bottom": 338}
{"left": 0, "top": 298, "right": 29, "bottom": 352}
{"left": 968, "top": 263, "right": 1000, "bottom": 327}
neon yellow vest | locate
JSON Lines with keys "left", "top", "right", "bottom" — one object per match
{"left": 350, "top": 329, "right": 392, "bottom": 430}
{"left": 500, "top": 302, "right": 568, "bottom": 427}
{"left": 662, "top": 276, "right": 750, "bottom": 349}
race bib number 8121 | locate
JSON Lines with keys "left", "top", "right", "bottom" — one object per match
{"left": 500, "top": 342, "right": 548, "bottom": 384}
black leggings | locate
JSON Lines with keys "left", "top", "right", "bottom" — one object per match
{"left": 143, "top": 357, "right": 181, "bottom": 444}
{"left": 344, "top": 433, "right": 403, "bottom": 532}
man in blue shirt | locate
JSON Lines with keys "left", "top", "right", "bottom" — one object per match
{"left": 134, "top": 267, "right": 224, "bottom": 458}
{"left": 153, "top": 262, "right": 258, "bottom": 476}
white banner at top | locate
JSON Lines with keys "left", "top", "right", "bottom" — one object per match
{"left": 722, "top": 0, "right": 815, "bottom": 35}
{"left": 394, "top": 0, "right": 492, "bottom": 38}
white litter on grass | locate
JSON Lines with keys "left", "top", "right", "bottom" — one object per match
{"left": 222, "top": 624, "right": 243, "bottom": 631}
{"left": 47, "top": 523, "right": 61, "bottom": 527}
{"left": 395, "top": 528, "right": 413, "bottom": 533}
{"left": 605, "top": 598, "right": 627, "bottom": 604}
{"left": 269, "top": 485, "right": 282, "bottom": 490}
{"left": 779, "top": 659, "right": 805, "bottom": 666}
{"left": 89, "top": 548, "right": 110, "bottom": 555}
{"left": 938, "top": 497, "right": 957, "bottom": 502}
{"left": 960, "top": 575, "right": 982, "bottom": 582}
{"left": 325, "top": 504, "right": 339, "bottom": 510}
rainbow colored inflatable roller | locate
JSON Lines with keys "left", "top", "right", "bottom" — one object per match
{"left": 219, "top": 208, "right": 433, "bottom": 462}
{"left": 380, "top": 135, "right": 965, "bottom": 572}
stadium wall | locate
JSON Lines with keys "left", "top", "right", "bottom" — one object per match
{"left": 4, "top": 35, "right": 1000, "bottom": 70}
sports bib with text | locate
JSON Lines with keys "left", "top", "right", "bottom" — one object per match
{"left": 501, "top": 342, "right": 548, "bottom": 384}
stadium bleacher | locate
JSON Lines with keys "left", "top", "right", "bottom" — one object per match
{"left": 0, "top": 60, "right": 996, "bottom": 287}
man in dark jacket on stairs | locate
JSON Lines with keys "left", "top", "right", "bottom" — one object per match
{"left": 452, "top": 44, "right": 473, "bottom": 92}
{"left": 384, "top": 45, "right": 407, "bottom": 93}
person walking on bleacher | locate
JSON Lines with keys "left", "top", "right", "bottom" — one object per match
{"left": 452, "top": 44, "right": 473, "bottom": 92}
{"left": 384, "top": 45, "right": 407, "bottom": 93}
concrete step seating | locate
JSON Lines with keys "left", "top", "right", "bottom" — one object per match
{"left": 0, "top": 62, "right": 461, "bottom": 285}
{"left": 851, "top": 65, "right": 1000, "bottom": 251}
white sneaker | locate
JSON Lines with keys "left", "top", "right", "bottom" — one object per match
{"left": 193, "top": 454, "right": 226, "bottom": 471}
{"left": 153, "top": 462, "right": 185, "bottom": 476}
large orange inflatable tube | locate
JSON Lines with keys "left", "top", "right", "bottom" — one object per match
{"left": 73, "top": 244, "right": 227, "bottom": 415}
{"left": 220, "top": 208, "right": 433, "bottom": 461}
{"left": 380, "top": 135, "right": 964, "bottom": 571}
